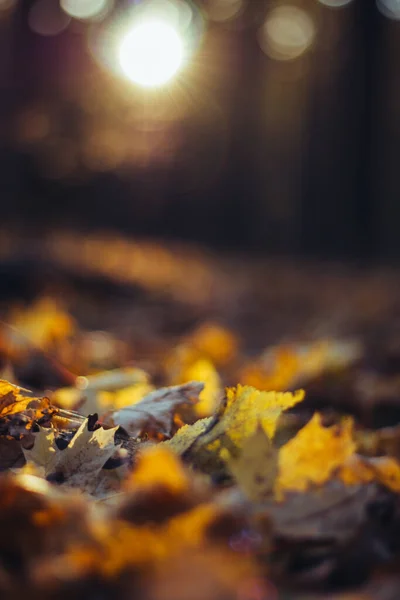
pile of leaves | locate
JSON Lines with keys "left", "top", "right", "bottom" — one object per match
{"left": 2, "top": 272, "right": 400, "bottom": 599}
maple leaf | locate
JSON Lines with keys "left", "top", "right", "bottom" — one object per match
{"left": 276, "top": 413, "right": 356, "bottom": 494}
{"left": 112, "top": 381, "right": 204, "bottom": 439}
{"left": 23, "top": 419, "right": 119, "bottom": 496}
{"left": 193, "top": 384, "right": 304, "bottom": 454}
{"left": 0, "top": 379, "right": 56, "bottom": 438}
{"left": 164, "top": 385, "right": 303, "bottom": 479}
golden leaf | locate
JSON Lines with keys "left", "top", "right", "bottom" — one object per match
{"left": 239, "top": 340, "right": 360, "bottom": 391}
{"left": 276, "top": 413, "right": 356, "bottom": 494}
{"left": 168, "top": 385, "right": 304, "bottom": 477}
{"left": 125, "top": 445, "right": 189, "bottom": 494}
{"left": 205, "top": 385, "right": 305, "bottom": 450}
{"left": 339, "top": 454, "right": 400, "bottom": 493}
{"left": 178, "top": 358, "right": 222, "bottom": 417}
{"left": 163, "top": 417, "right": 213, "bottom": 456}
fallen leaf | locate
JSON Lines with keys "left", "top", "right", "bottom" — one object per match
{"left": 52, "top": 367, "right": 150, "bottom": 415}
{"left": 112, "top": 381, "right": 204, "bottom": 439}
{"left": 264, "top": 480, "right": 376, "bottom": 543}
{"left": 224, "top": 425, "right": 278, "bottom": 502}
{"left": 176, "top": 358, "right": 222, "bottom": 417}
{"left": 125, "top": 445, "right": 189, "bottom": 494}
{"left": 22, "top": 426, "right": 58, "bottom": 475}
{"left": 23, "top": 418, "right": 119, "bottom": 496}
{"left": 164, "top": 417, "right": 214, "bottom": 456}
{"left": 0, "top": 380, "right": 56, "bottom": 438}
{"left": 339, "top": 454, "right": 400, "bottom": 493}
{"left": 276, "top": 413, "right": 356, "bottom": 494}
{"left": 239, "top": 339, "right": 361, "bottom": 391}
{"left": 189, "top": 385, "right": 304, "bottom": 461}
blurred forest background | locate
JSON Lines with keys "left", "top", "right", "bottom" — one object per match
{"left": 0, "top": 0, "right": 400, "bottom": 261}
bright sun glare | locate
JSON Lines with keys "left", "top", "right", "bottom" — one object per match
{"left": 118, "top": 20, "right": 184, "bottom": 87}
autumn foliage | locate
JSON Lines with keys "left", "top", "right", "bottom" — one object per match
{"left": 1, "top": 286, "right": 400, "bottom": 600}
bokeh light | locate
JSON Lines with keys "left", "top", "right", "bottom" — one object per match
{"left": 318, "top": 0, "right": 353, "bottom": 7}
{"left": 377, "top": 0, "right": 400, "bottom": 19}
{"left": 118, "top": 20, "right": 185, "bottom": 87}
{"left": 206, "top": 0, "right": 243, "bottom": 23}
{"left": 60, "top": 0, "right": 113, "bottom": 21}
{"left": 89, "top": 0, "right": 203, "bottom": 88}
{"left": 258, "top": 6, "right": 315, "bottom": 61}
{"left": 29, "top": 0, "right": 71, "bottom": 36}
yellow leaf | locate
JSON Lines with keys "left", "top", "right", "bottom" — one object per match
{"left": 126, "top": 445, "right": 189, "bottom": 494}
{"left": 277, "top": 413, "right": 356, "bottom": 494}
{"left": 187, "top": 323, "right": 238, "bottom": 367}
{"left": 169, "top": 385, "right": 304, "bottom": 477}
{"left": 179, "top": 359, "right": 221, "bottom": 417}
{"left": 239, "top": 339, "right": 360, "bottom": 392}
{"left": 5, "top": 297, "right": 75, "bottom": 352}
{"left": 217, "top": 385, "right": 305, "bottom": 447}
{"left": 164, "top": 417, "right": 213, "bottom": 456}
{"left": 339, "top": 455, "right": 400, "bottom": 493}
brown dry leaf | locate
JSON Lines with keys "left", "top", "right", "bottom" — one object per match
{"left": 223, "top": 425, "right": 278, "bottom": 502}
{"left": 276, "top": 413, "right": 356, "bottom": 494}
{"left": 23, "top": 419, "right": 119, "bottom": 496}
{"left": 265, "top": 480, "right": 377, "bottom": 543}
{"left": 0, "top": 380, "right": 56, "bottom": 438}
{"left": 112, "top": 381, "right": 204, "bottom": 439}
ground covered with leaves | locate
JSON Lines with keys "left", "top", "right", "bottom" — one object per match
{"left": 2, "top": 233, "right": 400, "bottom": 600}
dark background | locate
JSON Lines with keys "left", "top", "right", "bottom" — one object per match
{"left": 1, "top": 0, "right": 400, "bottom": 261}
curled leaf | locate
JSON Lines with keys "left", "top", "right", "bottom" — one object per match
{"left": 112, "top": 381, "right": 204, "bottom": 439}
